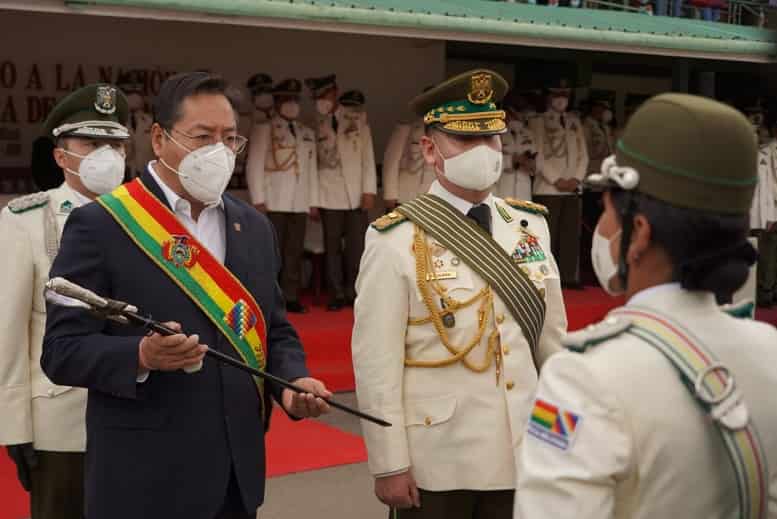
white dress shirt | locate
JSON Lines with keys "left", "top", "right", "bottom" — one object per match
{"left": 427, "top": 180, "right": 493, "bottom": 215}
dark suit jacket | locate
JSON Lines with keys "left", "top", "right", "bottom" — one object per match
{"left": 41, "top": 171, "right": 309, "bottom": 519}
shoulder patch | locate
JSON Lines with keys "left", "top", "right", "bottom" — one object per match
{"left": 564, "top": 316, "right": 632, "bottom": 353}
{"left": 371, "top": 211, "right": 408, "bottom": 232}
{"left": 504, "top": 197, "right": 549, "bottom": 217}
{"left": 720, "top": 300, "right": 755, "bottom": 320}
{"left": 7, "top": 192, "right": 49, "bottom": 214}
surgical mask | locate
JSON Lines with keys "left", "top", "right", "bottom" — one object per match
{"left": 591, "top": 224, "right": 624, "bottom": 296}
{"left": 602, "top": 109, "right": 614, "bottom": 124}
{"left": 161, "top": 132, "right": 235, "bottom": 205}
{"left": 316, "top": 99, "right": 333, "bottom": 115}
{"left": 551, "top": 96, "right": 569, "bottom": 113}
{"left": 62, "top": 145, "right": 126, "bottom": 195}
{"left": 255, "top": 93, "right": 274, "bottom": 111}
{"left": 434, "top": 138, "right": 503, "bottom": 191}
{"left": 280, "top": 101, "right": 301, "bottom": 120}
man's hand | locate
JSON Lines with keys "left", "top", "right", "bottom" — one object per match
{"left": 553, "top": 179, "right": 569, "bottom": 191}
{"left": 7, "top": 443, "right": 37, "bottom": 492}
{"left": 254, "top": 203, "right": 268, "bottom": 213}
{"left": 361, "top": 193, "right": 376, "bottom": 211}
{"left": 384, "top": 199, "right": 398, "bottom": 211}
{"left": 309, "top": 207, "right": 321, "bottom": 221}
{"left": 375, "top": 471, "right": 421, "bottom": 509}
{"left": 281, "top": 377, "right": 332, "bottom": 418}
{"left": 138, "top": 322, "right": 207, "bottom": 372}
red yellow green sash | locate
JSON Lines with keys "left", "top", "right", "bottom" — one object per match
{"left": 97, "top": 179, "right": 268, "bottom": 401}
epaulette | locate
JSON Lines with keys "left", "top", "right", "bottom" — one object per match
{"left": 720, "top": 300, "right": 755, "bottom": 320}
{"left": 564, "top": 316, "right": 632, "bottom": 353}
{"left": 371, "top": 211, "right": 408, "bottom": 232}
{"left": 504, "top": 198, "right": 549, "bottom": 217}
{"left": 7, "top": 192, "right": 49, "bottom": 214}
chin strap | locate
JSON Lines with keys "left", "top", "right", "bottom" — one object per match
{"left": 616, "top": 191, "right": 637, "bottom": 289}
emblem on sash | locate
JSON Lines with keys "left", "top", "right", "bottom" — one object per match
{"left": 224, "top": 299, "right": 258, "bottom": 340}
{"left": 512, "top": 230, "right": 546, "bottom": 264}
{"left": 162, "top": 235, "right": 200, "bottom": 268}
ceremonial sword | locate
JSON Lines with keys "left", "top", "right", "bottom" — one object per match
{"left": 44, "top": 277, "right": 391, "bottom": 428}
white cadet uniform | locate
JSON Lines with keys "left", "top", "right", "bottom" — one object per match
{"left": 495, "top": 116, "right": 536, "bottom": 201}
{"left": 383, "top": 120, "right": 436, "bottom": 204}
{"left": 245, "top": 115, "right": 319, "bottom": 212}
{"left": 531, "top": 111, "right": 589, "bottom": 195}
{"left": 126, "top": 110, "right": 154, "bottom": 176}
{"left": 751, "top": 140, "right": 777, "bottom": 229}
{"left": 0, "top": 183, "right": 88, "bottom": 452}
{"left": 515, "top": 283, "right": 777, "bottom": 519}
{"left": 583, "top": 116, "right": 615, "bottom": 177}
{"left": 353, "top": 181, "right": 567, "bottom": 491}
{"left": 315, "top": 105, "right": 377, "bottom": 209}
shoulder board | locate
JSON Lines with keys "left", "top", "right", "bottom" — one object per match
{"left": 7, "top": 192, "right": 49, "bottom": 214}
{"left": 720, "top": 300, "right": 755, "bottom": 320}
{"left": 504, "top": 198, "right": 549, "bottom": 217}
{"left": 371, "top": 211, "right": 408, "bottom": 232}
{"left": 564, "top": 316, "right": 632, "bottom": 353}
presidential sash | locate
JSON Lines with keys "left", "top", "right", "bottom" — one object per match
{"left": 98, "top": 179, "right": 268, "bottom": 404}
{"left": 614, "top": 306, "right": 768, "bottom": 519}
{"left": 397, "top": 194, "right": 546, "bottom": 358}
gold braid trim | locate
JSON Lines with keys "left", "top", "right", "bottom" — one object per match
{"left": 405, "top": 225, "right": 499, "bottom": 380}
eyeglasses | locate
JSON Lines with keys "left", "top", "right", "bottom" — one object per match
{"left": 169, "top": 127, "right": 248, "bottom": 154}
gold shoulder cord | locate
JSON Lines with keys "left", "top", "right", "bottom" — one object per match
{"left": 266, "top": 140, "right": 299, "bottom": 175}
{"left": 406, "top": 225, "right": 503, "bottom": 383}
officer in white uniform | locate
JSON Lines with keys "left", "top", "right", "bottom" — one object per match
{"left": 515, "top": 93, "right": 777, "bottom": 519}
{"left": 0, "top": 84, "right": 130, "bottom": 519}
{"left": 305, "top": 75, "right": 377, "bottom": 310}
{"left": 246, "top": 78, "right": 319, "bottom": 313}
{"left": 495, "top": 89, "right": 538, "bottom": 201}
{"left": 353, "top": 69, "right": 567, "bottom": 519}
{"left": 530, "top": 78, "right": 589, "bottom": 287}
{"left": 244, "top": 73, "right": 274, "bottom": 211}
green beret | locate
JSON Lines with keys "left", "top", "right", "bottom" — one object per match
{"left": 410, "top": 69, "right": 509, "bottom": 136}
{"left": 43, "top": 84, "right": 129, "bottom": 141}
{"left": 587, "top": 93, "right": 757, "bottom": 215}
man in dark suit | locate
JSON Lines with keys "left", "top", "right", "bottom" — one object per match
{"left": 42, "top": 72, "right": 331, "bottom": 519}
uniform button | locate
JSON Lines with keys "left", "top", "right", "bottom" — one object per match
{"left": 47, "top": 389, "right": 55, "bottom": 397}
{"left": 506, "top": 381, "right": 515, "bottom": 390}
{"left": 539, "top": 288, "right": 546, "bottom": 298}
{"left": 424, "top": 416, "right": 432, "bottom": 426}
{"left": 503, "top": 346, "right": 510, "bottom": 356}
{"left": 496, "top": 314, "right": 505, "bottom": 324}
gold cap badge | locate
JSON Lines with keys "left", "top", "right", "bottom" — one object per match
{"left": 94, "top": 85, "right": 118, "bottom": 115}
{"left": 467, "top": 73, "right": 494, "bottom": 105}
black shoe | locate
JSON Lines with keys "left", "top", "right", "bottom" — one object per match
{"left": 345, "top": 296, "right": 356, "bottom": 306}
{"left": 286, "top": 301, "right": 308, "bottom": 314}
{"left": 562, "top": 281, "right": 585, "bottom": 290}
{"left": 327, "top": 297, "right": 346, "bottom": 311}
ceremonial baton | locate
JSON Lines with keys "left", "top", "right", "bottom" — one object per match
{"left": 44, "top": 277, "right": 391, "bottom": 428}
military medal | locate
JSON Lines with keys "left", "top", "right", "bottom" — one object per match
{"left": 511, "top": 229, "right": 547, "bottom": 265}
{"left": 59, "top": 200, "right": 73, "bottom": 214}
{"left": 433, "top": 258, "right": 444, "bottom": 269}
{"left": 440, "top": 298, "right": 455, "bottom": 328}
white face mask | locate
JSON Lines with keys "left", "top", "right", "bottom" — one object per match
{"left": 255, "top": 93, "right": 274, "bottom": 111}
{"left": 602, "top": 109, "right": 614, "bottom": 124}
{"left": 63, "top": 145, "right": 126, "bottom": 195}
{"left": 280, "top": 101, "right": 301, "bottom": 120}
{"left": 591, "top": 224, "right": 624, "bottom": 296}
{"left": 162, "top": 132, "right": 236, "bottom": 205}
{"left": 316, "top": 99, "right": 333, "bottom": 115}
{"left": 434, "top": 138, "right": 503, "bottom": 191}
{"left": 551, "top": 96, "right": 569, "bottom": 113}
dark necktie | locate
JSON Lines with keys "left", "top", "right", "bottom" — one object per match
{"left": 331, "top": 114, "right": 339, "bottom": 133}
{"left": 467, "top": 204, "right": 491, "bottom": 235}
{"left": 288, "top": 121, "right": 296, "bottom": 138}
